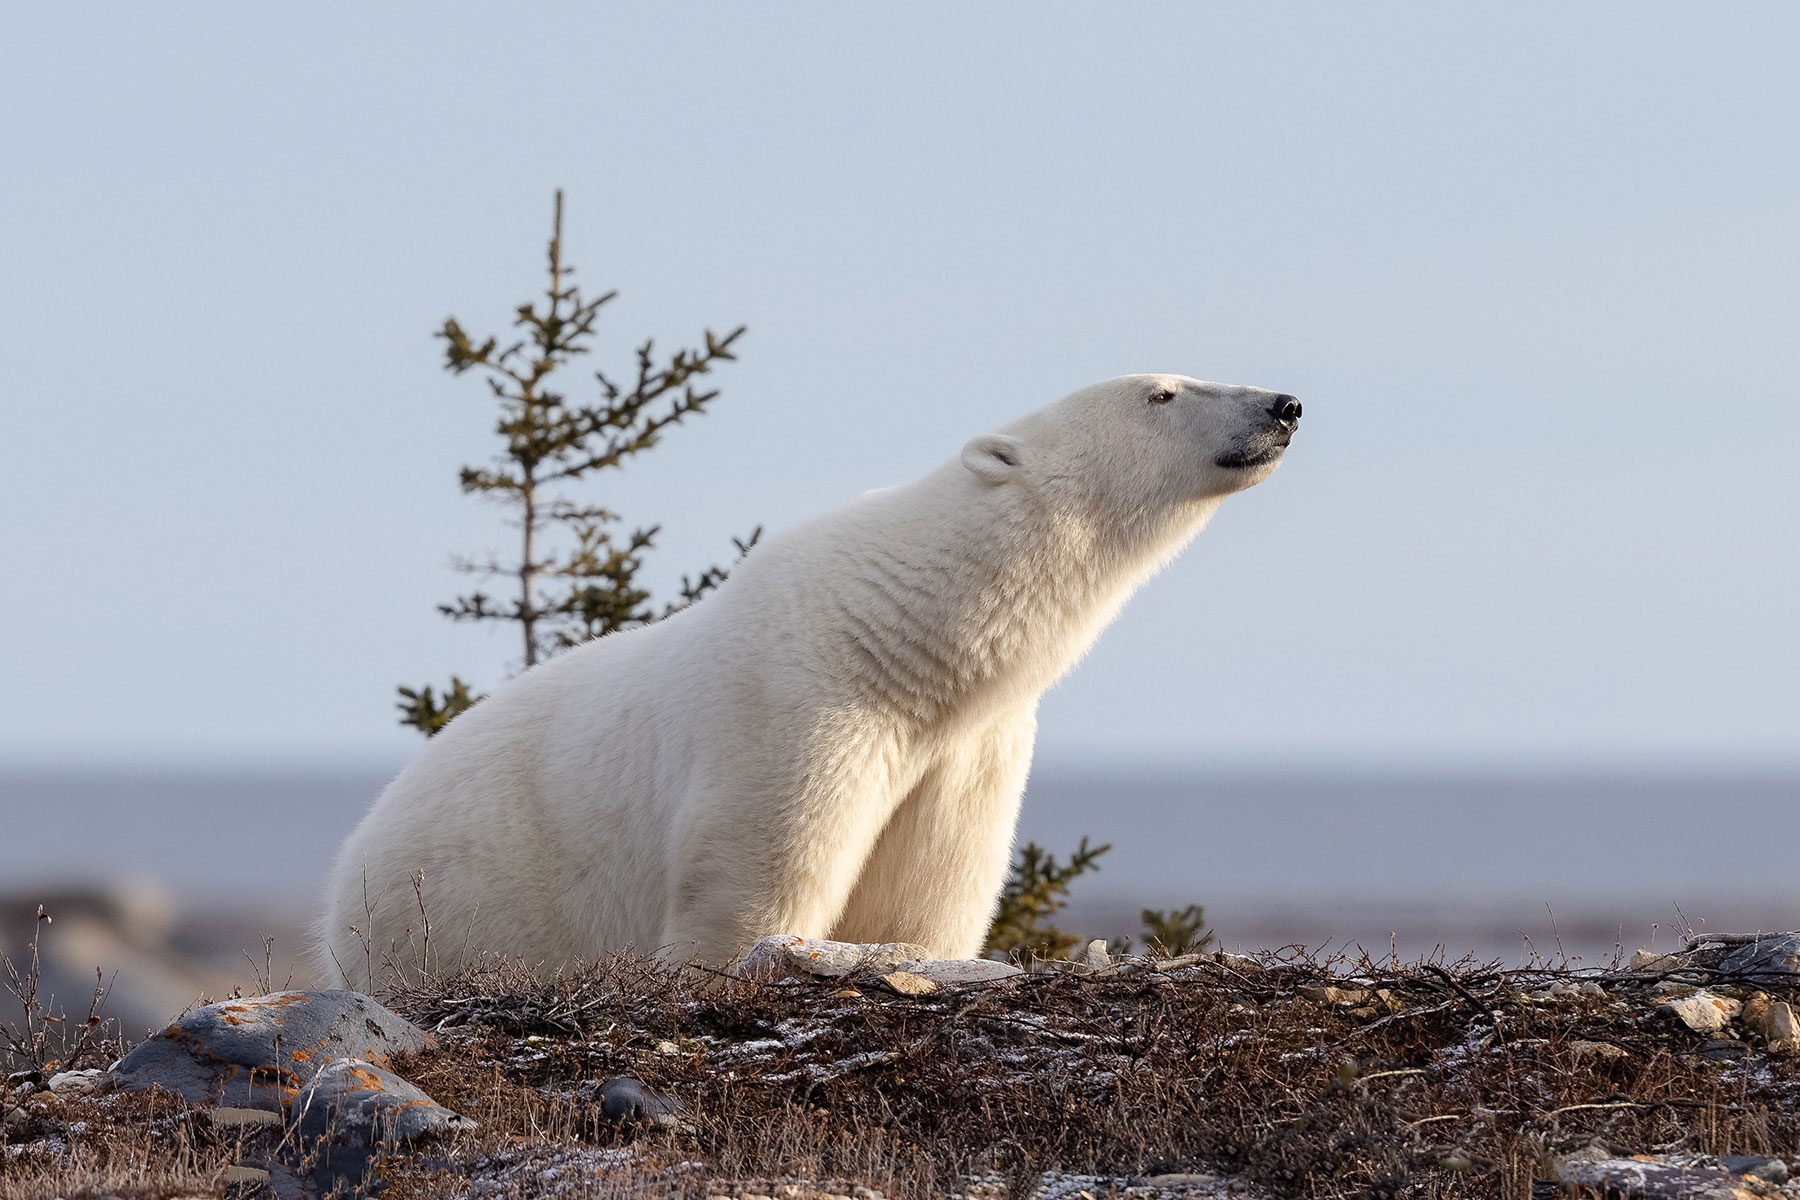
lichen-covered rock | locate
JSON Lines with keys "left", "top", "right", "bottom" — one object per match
{"left": 291, "top": 1056, "right": 475, "bottom": 1144}
{"left": 285, "top": 1057, "right": 474, "bottom": 1197}
{"left": 1553, "top": 1154, "right": 1784, "bottom": 1198}
{"left": 1659, "top": 990, "right": 1741, "bottom": 1036}
{"left": 108, "top": 990, "right": 433, "bottom": 1111}
{"left": 1721, "top": 1157, "right": 1790, "bottom": 1185}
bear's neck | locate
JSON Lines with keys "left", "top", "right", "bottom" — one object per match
{"left": 840, "top": 476, "right": 1222, "bottom": 727}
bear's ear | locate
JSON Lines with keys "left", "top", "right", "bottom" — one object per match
{"left": 961, "top": 433, "right": 1024, "bottom": 484}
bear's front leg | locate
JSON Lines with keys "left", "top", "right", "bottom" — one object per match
{"left": 829, "top": 708, "right": 1037, "bottom": 959}
{"left": 657, "top": 725, "right": 915, "bottom": 967}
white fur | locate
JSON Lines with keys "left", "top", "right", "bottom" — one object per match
{"left": 315, "top": 375, "right": 1295, "bottom": 983}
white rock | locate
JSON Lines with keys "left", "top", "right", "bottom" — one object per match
{"left": 1148, "top": 953, "right": 1204, "bottom": 971}
{"left": 1659, "top": 990, "right": 1741, "bottom": 1035}
{"left": 733, "top": 935, "right": 1021, "bottom": 987}
{"left": 1211, "top": 951, "right": 1264, "bottom": 974}
{"left": 1629, "top": 948, "right": 1680, "bottom": 973}
{"left": 1077, "top": 938, "right": 1112, "bottom": 973}
{"left": 894, "top": 957, "right": 1023, "bottom": 985}
{"left": 46, "top": 1069, "right": 104, "bottom": 1096}
{"left": 734, "top": 935, "right": 927, "bottom": 981}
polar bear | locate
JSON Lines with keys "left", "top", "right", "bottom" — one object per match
{"left": 316, "top": 374, "right": 1300, "bottom": 984}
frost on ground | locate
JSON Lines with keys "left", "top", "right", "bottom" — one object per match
{"left": 5, "top": 934, "right": 1800, "bottom": 1198}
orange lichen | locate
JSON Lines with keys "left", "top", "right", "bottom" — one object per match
{"left": 346, "top": 1066, "right": 389, "bottom": 1091}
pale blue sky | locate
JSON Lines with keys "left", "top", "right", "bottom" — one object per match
{"left": 3, "top": 5, "right": 1796, "bottom": 769}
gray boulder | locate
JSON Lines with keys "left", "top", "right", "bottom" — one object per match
{"left": 109, "top": 990, "right": 433, "bottom": 1111}
{"left": 1717, "top": 932, "right": 1800, "bottom": 983}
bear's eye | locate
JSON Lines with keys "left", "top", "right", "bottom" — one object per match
{"left": 1148, "top": 388, "right": 1175, "bottom": 405}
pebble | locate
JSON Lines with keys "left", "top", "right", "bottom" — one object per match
{"left": 1211, "top": 951, "right": 1263, "bottom": 973}
{"left": 595, "top": 1076, "right": 682, "bottom": 1128}
{"left": 876, "top": 971, "right": 937, "bottom": 996}
{"left": 1629, "top": 948, "right": 1680, "bottom": 973}
{"left": 1299, "top": 985, "right": 1370, "bottom": 1006}
{"left": 1569, "top": 1040, "right": 1630, "bottom": 1063}
{"left": 1695, "top": 1038, "right": 1749, "bottom": 1062}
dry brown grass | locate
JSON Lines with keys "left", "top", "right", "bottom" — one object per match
{"left": 0, "top": 1088, "right": 232, "bottom": 1200}
{"left": 6, "top": 948, "right": 1797, "bottom": 1199}
{"left": 377, "top": 948, "right": 1799, "bottom": 1197}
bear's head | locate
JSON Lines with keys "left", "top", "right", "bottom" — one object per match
{"left": 961, "top": 374, "right": 1300, "bottom": 518}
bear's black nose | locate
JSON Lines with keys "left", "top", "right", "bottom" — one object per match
{"left": 1268, "top": 394, "right": 1302, "bottom": 428}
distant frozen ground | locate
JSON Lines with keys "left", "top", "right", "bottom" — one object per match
{"left": 3, "top": 763, "right": 1795, "bottom": 967}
